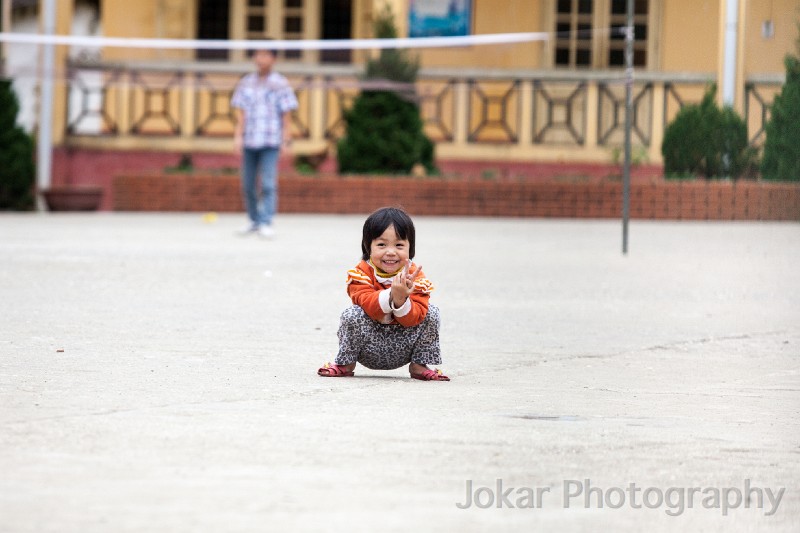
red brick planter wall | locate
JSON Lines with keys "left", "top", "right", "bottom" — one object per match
{"left": 112, "top": 174, "right": 800, "bottom": 221}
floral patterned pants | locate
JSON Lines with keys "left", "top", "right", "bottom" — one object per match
{"left": 334, "top": 304, "right": 442, "bottom": 370}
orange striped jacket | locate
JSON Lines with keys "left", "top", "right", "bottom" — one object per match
{"left": 346, "top": 260, "right": 434, "bottom": 327}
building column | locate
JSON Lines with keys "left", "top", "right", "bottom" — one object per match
{"left": 518, "top": 80, "right": 533, "bottom": 147}
{"left": 304, "top": 0, "right": 321, "bottom": 64}
{"left": 50, "top": 0, "right": 73, "bottom": 146}
{"left": 453, "top": 80, "right": 469, "bottom": 145}
{"left": 717, "top": 0, "right": 742, "bottom": 110}
{"left": 649, "top": 82, "right": 665, "bottom": 164}
{"left": 584, "top": 82, "right": 599, "bottom": 151}
{"left": 230, "top": 0, "right": 246, "bottom": 62}
{"left": 734, "top": 0, "right": 747, "bottom": 114}
{"left": 1, "top": 0, "right": 11, "bottom": 68}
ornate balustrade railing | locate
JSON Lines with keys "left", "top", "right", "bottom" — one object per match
{"left": 65, "top": 60, "right": 782, "bottom": 163}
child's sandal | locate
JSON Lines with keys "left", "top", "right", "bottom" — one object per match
{"left": 317, "top": 362, "right": 355, "bottom": 377}
{"left": 410, "top": 368, "right": 450, "bottom": 381}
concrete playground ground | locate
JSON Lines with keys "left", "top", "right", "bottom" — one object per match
{"left": 0, "top": 212, "right": 798, "bottom": 532}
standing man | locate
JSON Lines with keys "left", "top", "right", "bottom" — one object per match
{"left": 231, "top": 47, "right": 298, "bottom": 238}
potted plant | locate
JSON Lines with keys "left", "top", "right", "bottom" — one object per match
{"left": 41, "top": 185, "right": 103, "bottom": 211}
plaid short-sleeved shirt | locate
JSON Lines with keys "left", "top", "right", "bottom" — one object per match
{"left": 231, "top": 71, "right": 299, "bottom": 149}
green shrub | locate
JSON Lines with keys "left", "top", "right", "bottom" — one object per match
{"left": 661, "top": 85, "right": 752, "bottom": 179}
{"left": 761, "top": 28, "right": 800, "bottom": 182}
{"left": 363, "top": 6, "right": 418, "bottom": 84}
{"left": 337, "top": 4, "right": 435, "bottom": 175}
{"left": 164, "top": 153, "right": 194, "bottom": 174}
{"left": 337, "top": 90, "right": 435, "bottom": 174}
{"left": 0, "top": 80, "right": 35, "bottom": 210}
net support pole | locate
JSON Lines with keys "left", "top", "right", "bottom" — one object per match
{"left": 622, "top": 0, "right": 634, "bottom": 255}
{"left": 36, "top": 0, "right": 56, "bottom": 211}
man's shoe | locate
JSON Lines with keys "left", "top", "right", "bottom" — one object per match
{"left": 237, "top": 223, "right": 259, "bottom": 236}
{"left": 257, "top": 225, "right": 275, "bottom": 239}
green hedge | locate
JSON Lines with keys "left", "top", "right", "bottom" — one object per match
{"left": 337, "top": 91, "right": 434, "bottom": 174}
{"left": 761, "top": 35, "right": 800, "bottom": 182}
{"left": 0, "top": 80, "right": 35, "bottom": 210}
{"left": 661, "top": 85, "right": 753, "bottom": 179}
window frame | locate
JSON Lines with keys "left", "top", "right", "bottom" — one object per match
{"left": 229, "top": 0, "right": 319, "bottom": 63}
{"left": 544, "top": 0, "right": 661, "bottom": 70}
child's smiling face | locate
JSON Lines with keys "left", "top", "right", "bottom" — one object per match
{"left": 369, "top": 224, "right": 409, "bottom": 274}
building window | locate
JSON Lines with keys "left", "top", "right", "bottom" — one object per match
{"left": 197, "top": 0, "right": 231, "bottom": 60}
{"left": 246, "top": 0, "right": 269, "bottom": 40}
{"left": 283, "top": 0, "right": 304, "bottom": 59}
{"left": 555, "top": 0, "right": 594, "bottom": 67}
{"left": 321, "top": 0, "right": 352, "bottom": 63}
{"left": 244, "top": 0, "right": 305, "bottom": 60}
{"left": 608, "top": 0, "right": 648, "bottom": 67}
{"left": 553, "top": 0, "right": 650, "bottom": 68}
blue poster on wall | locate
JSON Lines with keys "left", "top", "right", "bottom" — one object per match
{"left": 409, "top": 0, "right": 472, "bottom": 38}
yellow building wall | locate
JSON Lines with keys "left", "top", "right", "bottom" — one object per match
{"left": 433, "top": 0, "right": 543, "bottom": 70}
{"left": 101, "top": 1, "right": 155, "bottom": 60}
{"left": 387, "top": 0, "right": 545, "bottom": 70}
{"left": 53, "top": 0, "right": 800, "bottom": 158}
{"left": 101, "top": 0, "right": 195, "bottom": 61}
{"left": 660, "top": 0, "right": 721, "bottom": 72}
{"left": 743, "top": 0, "right": 800, "bottom": 75}
{"left": 94, "top": 0, "right": 800, "bottom": 75}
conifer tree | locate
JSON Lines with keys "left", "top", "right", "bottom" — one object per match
{"left": 337, "top": 4, "right": 435, "bottom": 174}
{"left": 761, "top": 26, "right": 800, "bottom": 182}
{"left": 662, "top": 85, "right": 750, "bottom": 179}
{"left": 0, "top": 80, "right": 35, "bottom": 210}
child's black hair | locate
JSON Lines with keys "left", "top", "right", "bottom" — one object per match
{"left": 361, "top": 207, "right": 416, "bottom": 261}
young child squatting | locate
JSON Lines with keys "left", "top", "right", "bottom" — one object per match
{"left": 317, "top": 207, "right": 450, "bottom": 381}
